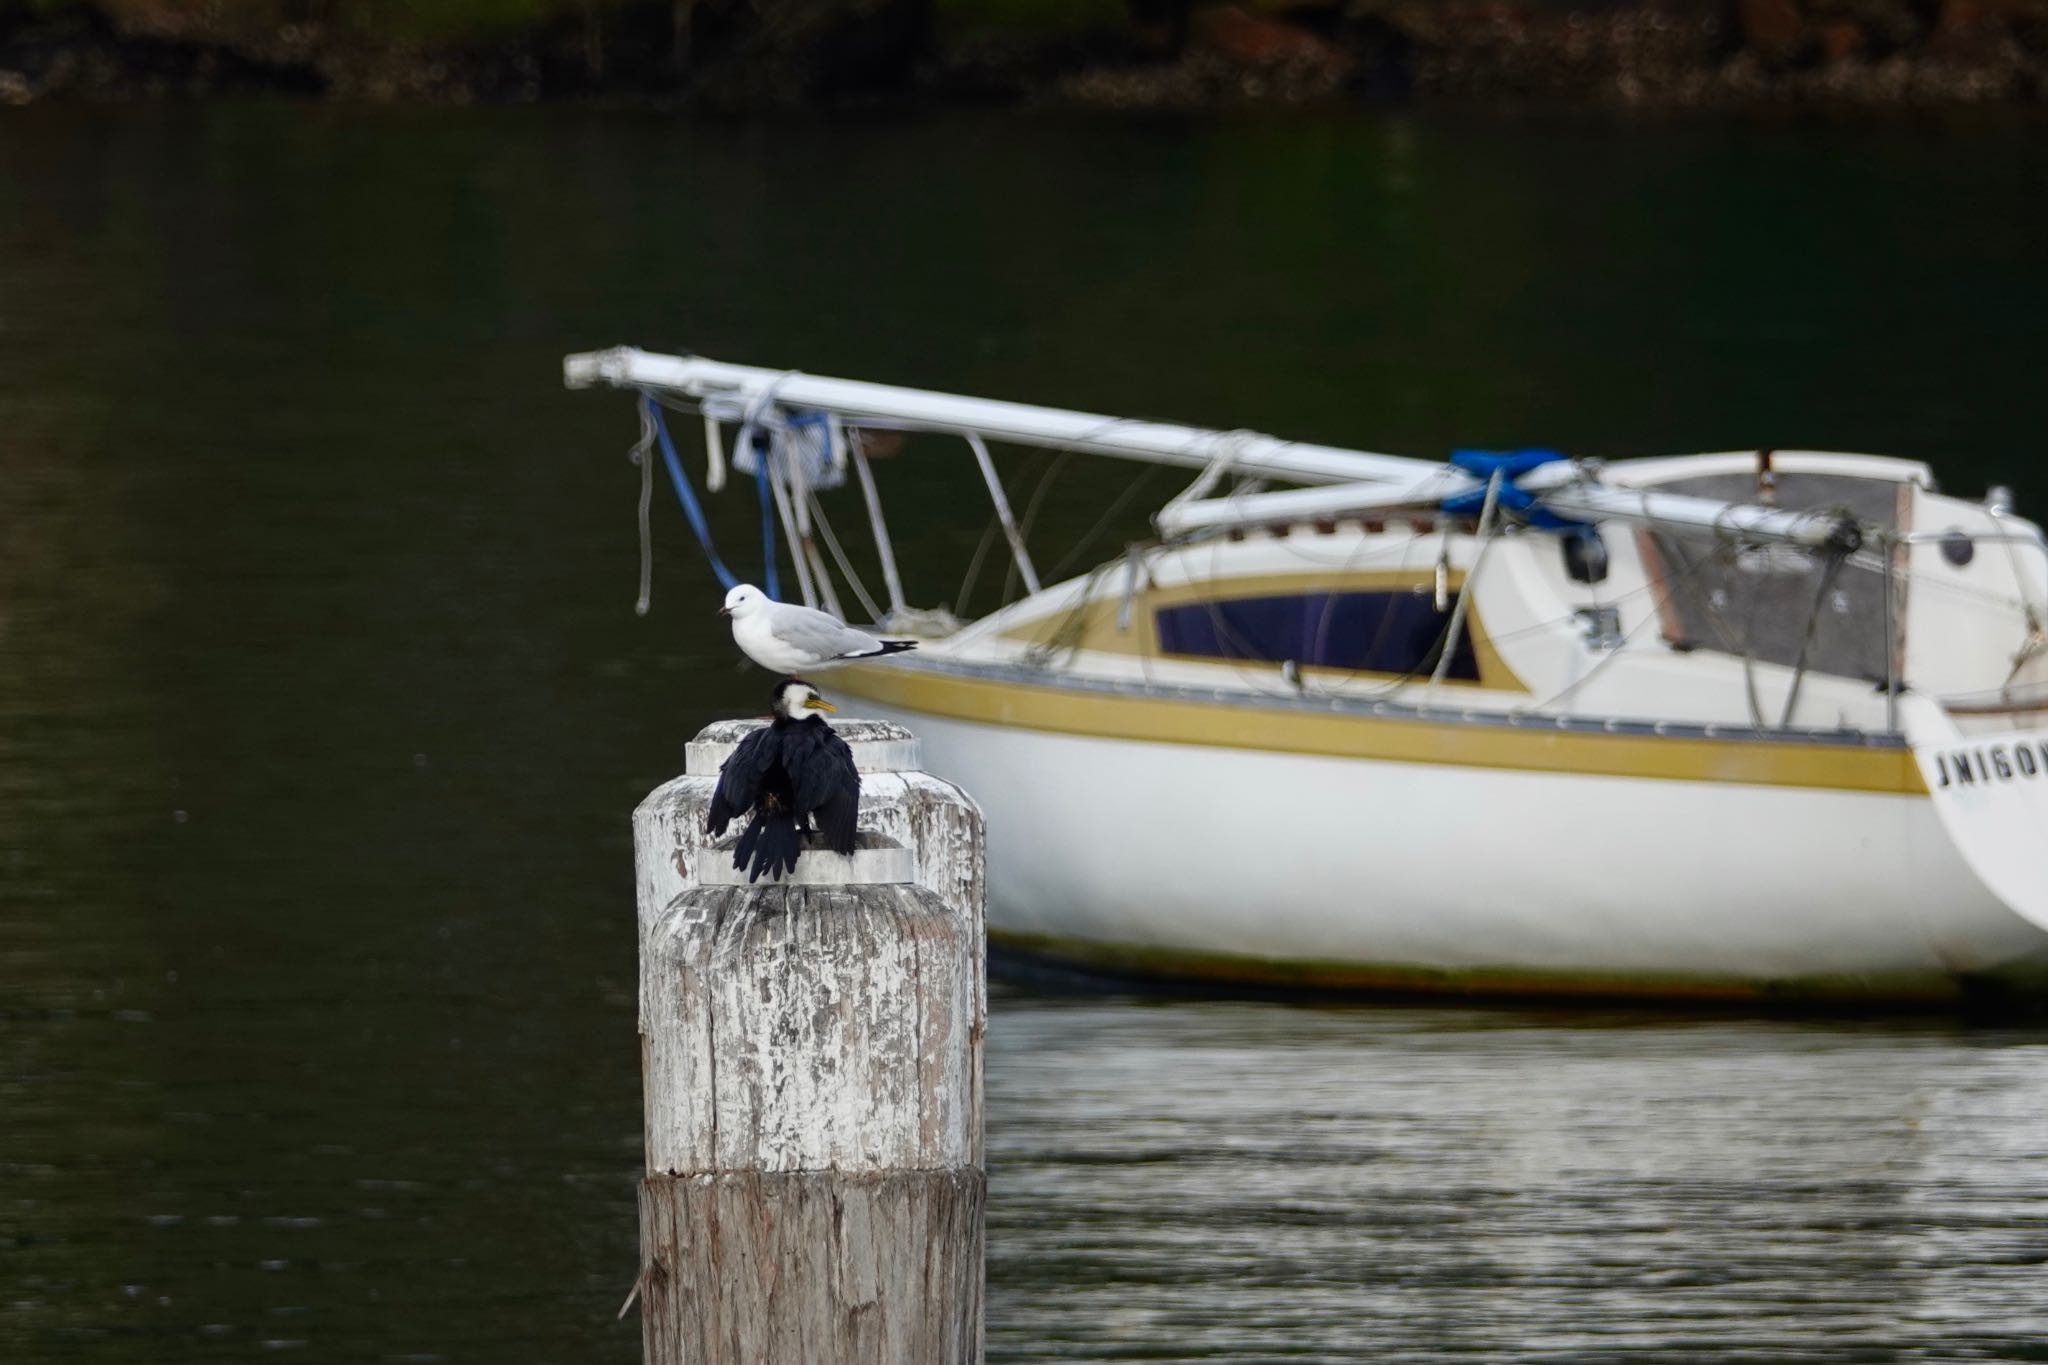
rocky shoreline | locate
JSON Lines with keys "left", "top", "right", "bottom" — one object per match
{"left": 2, "top": 0, "right": 2044, "bottom": 109}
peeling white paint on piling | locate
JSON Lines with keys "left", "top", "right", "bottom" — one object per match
{"left": 641, "top": 882, "right": 977, "bottom": 1173}
{"left": 632, "top": 716, "right": 986, "bottom": 1364}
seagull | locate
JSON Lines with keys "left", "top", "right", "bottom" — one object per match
{"left": 720, "top": 583, "right": 917, "bottom": 677}
{"left": 704, "top": 679, "right": 861, "bottom": 883}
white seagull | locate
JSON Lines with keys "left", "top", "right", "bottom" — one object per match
{"left": 720, "top": 583, "right": 918, "bottom": 677}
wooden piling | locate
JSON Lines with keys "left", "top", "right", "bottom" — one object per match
{"left": 632, "top": 718, "right": 986, "bottom": 1365}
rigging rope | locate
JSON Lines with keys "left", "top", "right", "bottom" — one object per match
{"left": 1159, "top": 428, "right": 1262, "bottom": 519}
{"left": 632, "top": 400, "right": 655, "bottom": 616}
{"left": 1046, "top": 466, "right": 1164, "bottom": 582}
{"left": 1003, "top": 451, "right": 1073, "bottom": 606}
{"left": 1986, "top": 501, "right": 2048, "bottom": 661}
{"left": 703, "top": 413, "right": 727, "bottom": 492}
{"left": 1022, "top": 559, "right": 1119, "bottom": 668}
{"left": 725, "top": 371, "right": 804, "bottom": 601}
{"left": 641, "top": 393, "right": 740, "bottom": 597}
{"left": 956, "top": 448, "right": 1051, "bottom": 615}
{"left": 849, "top": 433, "right": 908, "bottom": 619}
{"left": 967, "top": 432, "right": 1041, "bottom": 597}
{"left": 805, "top": 485, "right": 885, "bottom": 624}
{"left": 955, "top": 518, "right": 1001, "bottom": 619}
{"left": 1429, "top": 470, "right": 1506, "bottom": 691}
{"left": 1778, "top": 546, "right": 1851, "bottom": 728}
{"left": 1740, "top": 564, "right": 1767, "bottom": 733}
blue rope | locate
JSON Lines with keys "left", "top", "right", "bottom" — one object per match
{"left": 1442, "top": 448, "right": 1588, "bottom": 531}
{"left": 642, "top": 395, "right": 740, "bottom": 592}
{"left": 750, "top": 433, "right": 782, "bottom": 602}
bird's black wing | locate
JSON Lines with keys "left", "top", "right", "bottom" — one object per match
{"left": 783, "top": 720, "right": 861, "bottom": 856}
{"left": 733, "top": 807, "right": 801, "bottom": 882}
{"left": 706, "top": 726, "right": 781, "bottom": 837}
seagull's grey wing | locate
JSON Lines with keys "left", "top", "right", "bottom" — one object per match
{"left": 767, "top": 605, "right": 884, "bottom": 660}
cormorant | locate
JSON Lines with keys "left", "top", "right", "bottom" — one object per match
{"left": 719, "top": 583, "right": 917, "bottom": 676}
{"left": 704, "top": 679, "right": 861, "bottom": 883}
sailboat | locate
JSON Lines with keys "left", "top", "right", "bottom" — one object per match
{"left": 567, "top": 346, "right": 2048, "bottom": 1004}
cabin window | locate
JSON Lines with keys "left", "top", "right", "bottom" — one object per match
{"left": 1154, "top": 591, "right": 1481, "bottom": 681}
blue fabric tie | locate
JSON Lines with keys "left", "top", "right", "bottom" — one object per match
{"left": 644, "top": 395, "right": 741, "bottom": 592}
{"left": 751, "top": 439, "right": 781, "bottom": 602}
{"left": 1442, "top": 448, "right": 1588, "bottom": 532}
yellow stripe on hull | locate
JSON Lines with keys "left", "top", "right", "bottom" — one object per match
{"left": 832, "top": 662, "right": 1926, "bottom": 796}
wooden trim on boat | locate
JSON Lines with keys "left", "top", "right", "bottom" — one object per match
{"left": 830, "top": 660, "right": 1927, "bottom": 795}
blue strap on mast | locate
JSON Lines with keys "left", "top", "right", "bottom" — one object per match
{"left": 642, "top": 394, "right": 740, "bottom": 592}
{"left": 1443, "top": 448, "right": 1588, "bottom": 531}
{"left": 752, "top": 439, "right": 782, "bottom": 602}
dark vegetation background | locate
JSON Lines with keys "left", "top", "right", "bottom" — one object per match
{"left": 3, "top": 0, "right": 2046, "bottom": 106}
{"left": 4, "top": 51, "right": 2047, "bottom": 1363}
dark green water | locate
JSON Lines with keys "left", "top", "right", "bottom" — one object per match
{"left": 4, "top": 104, "right": 2048, "bottom": 1362}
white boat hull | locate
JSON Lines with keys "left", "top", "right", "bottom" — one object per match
{"left": 846, "top": 695, "right": 2048, "bottom": 1002}
{"left": 565, "top": 345, "right": 2048, "bottom": 1002}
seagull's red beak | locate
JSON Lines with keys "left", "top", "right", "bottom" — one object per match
{"left": 718, "top": 606, "right": 732, "bottom": 618}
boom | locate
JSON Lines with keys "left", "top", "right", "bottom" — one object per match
{"left": 564, "top": 346, "right": 1860, "bottom": 550}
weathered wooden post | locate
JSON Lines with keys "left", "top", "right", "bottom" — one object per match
{"left": 632, "top": 717, "right": 986, "bottom": 1364}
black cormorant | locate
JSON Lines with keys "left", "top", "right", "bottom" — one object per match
{"left": 704, "top": 679, "right": 861, "bottom": 883}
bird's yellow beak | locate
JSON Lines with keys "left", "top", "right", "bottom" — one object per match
{"left": 804, "top": 697, "right": 838, "bottom": 713}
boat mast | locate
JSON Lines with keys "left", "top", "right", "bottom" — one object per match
{"left": 565, "top": 347, "right": 1427, "bottom": 486}
{"left": 565, "top": 347, "right": 1861, "bottom": 551}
